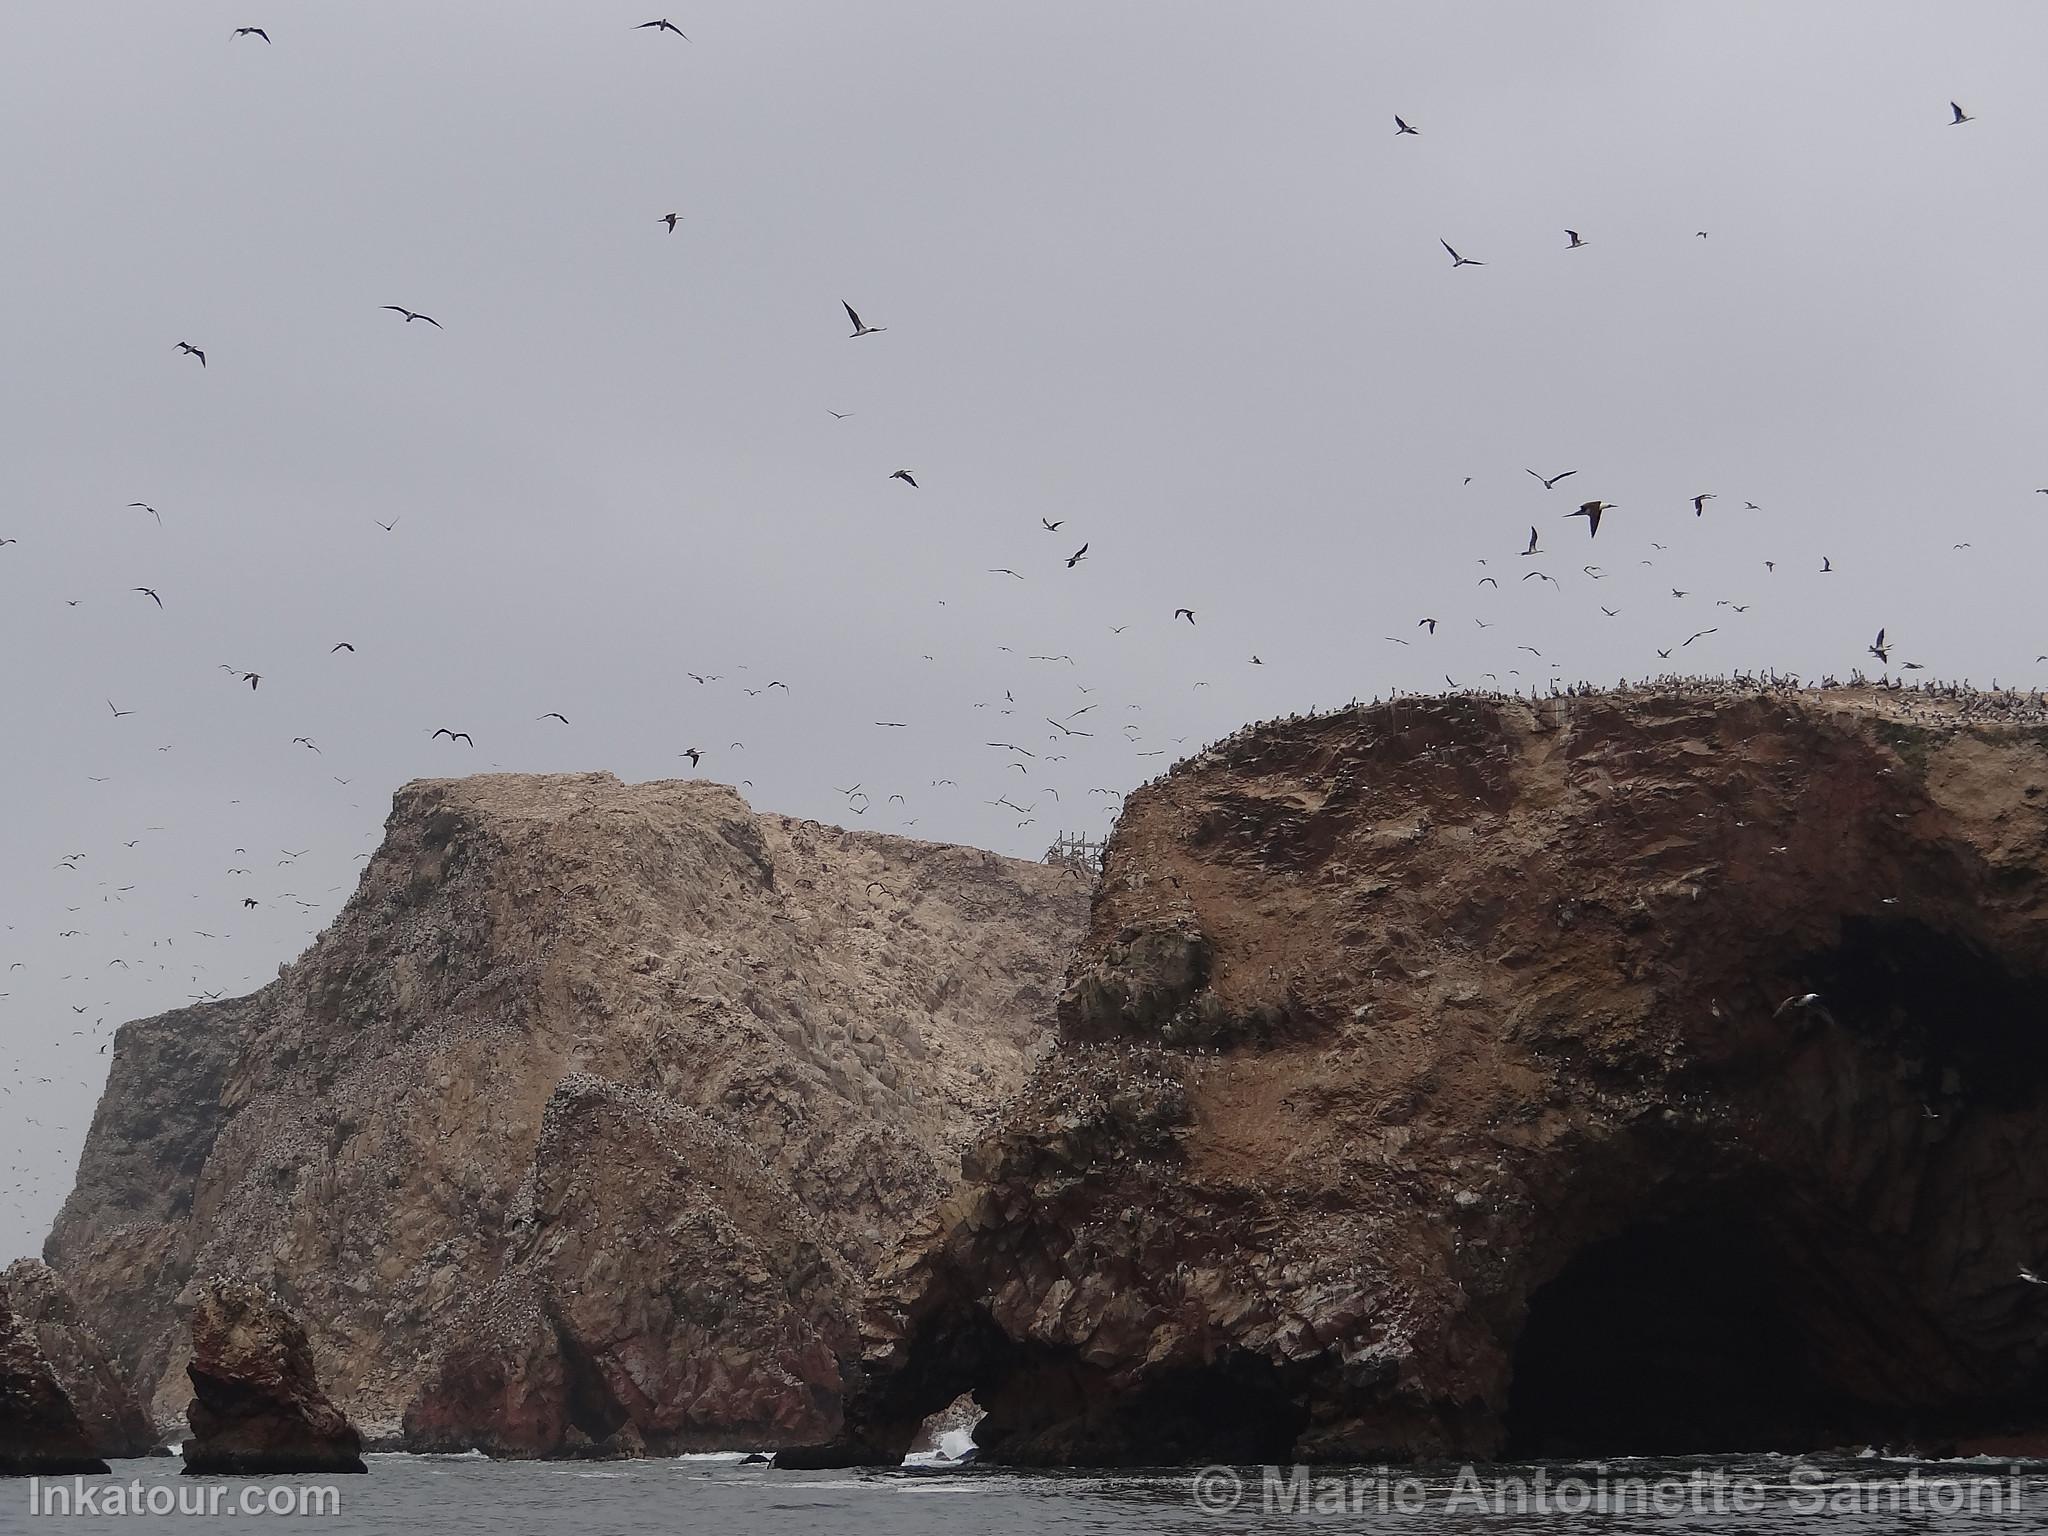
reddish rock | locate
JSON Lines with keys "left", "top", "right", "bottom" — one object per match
{"left": 182, "top": 1281, "right": 365, "bottom": 1474}
{"left": 1, "top": 1298, "right": 107, "bottom": 1476}
{"left": 404, "top": 1077, "right": 852, "bottom": 1455}
{"left": 1, "top": 1261, "right": 156, "bottom": 1459}
{"left": 797, "top": 687, "right": 2048, "bottom": 1465}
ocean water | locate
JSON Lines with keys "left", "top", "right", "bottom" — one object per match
{"left": 2, "top": 1451, "right": 2041, "bottom": 1533}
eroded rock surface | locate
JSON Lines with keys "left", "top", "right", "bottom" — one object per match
{"left": 0, "top": 1261, "right": 155, "bottom": 1459}
{"left": 182, "top": 1280, "right": 365, "bottom": 1474}
{"left": 47, "top": 774, "right": 1086, "bottom": 1452}
{"left": 0, "top": 1297, "right": 107, "bottom": 1477}
{"left": 807, "top": 687, "right": 2048, "bottom": 1465}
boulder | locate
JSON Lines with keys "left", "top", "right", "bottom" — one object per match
{"left": 181, "top": 1280, "right": 365, "bottom": 1474}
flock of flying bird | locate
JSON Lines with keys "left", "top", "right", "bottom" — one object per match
{"left": 0, "top": 16, "right": 2038, "bottom": 1251}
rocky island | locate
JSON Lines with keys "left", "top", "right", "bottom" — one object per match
{"left": 43, "top": 773, "right": 1087, "bottom": 1454}
{"left": 789, "top": 684, "right": 2048, "bottom": 1465}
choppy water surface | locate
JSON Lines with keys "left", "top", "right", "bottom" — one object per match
{"left": 3, "top": 1451, "right": 2042, "bottom": 1534}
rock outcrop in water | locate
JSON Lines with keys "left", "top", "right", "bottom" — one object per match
{"left": 182, "top": 1280, "right": 365, "bottom": 1474}
{"left": 0, "top": 1261, "right": 155, "bottom": 1459}
{"left": 45, "top": 773, "right": 1087, "bottom": 1453}
{"left": 797, "top": 686, "right": 2048, "bottom": 1465}
{"left": 0, "top": 1296, "right": 108, "bottom": 1476}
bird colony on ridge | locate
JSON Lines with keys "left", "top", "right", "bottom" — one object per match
{"left": 0, "top": 9, "right": 2040, "bottom": 1259}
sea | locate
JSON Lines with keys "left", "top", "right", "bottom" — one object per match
{"left": 3, "top": 1449, "right": 2044, "bottom": 1534}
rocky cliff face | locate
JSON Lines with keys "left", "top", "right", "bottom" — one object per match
{"left": 804, "top": 686, "right": 2048, "bottom": 1465}
{"left": 0, "top": 1261, "right": 155, "bottom": 1459}
{"left": 46, "top": 773, "right": 1087, "bottom": 1451}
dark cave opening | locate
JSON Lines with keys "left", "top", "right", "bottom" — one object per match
{"left": 1506, "top": 1202, "right": 1867, "bottom": 1458}
{"left": 1802, "top": 917, "right": 2048, "bottom": 1110}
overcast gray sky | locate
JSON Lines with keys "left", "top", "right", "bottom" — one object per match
{"left": 5, "top": 2, "right": 2045, "bottom": 1259}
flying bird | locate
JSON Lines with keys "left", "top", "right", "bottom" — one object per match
{"left": 1173, "top": 608, "right": 1195, "bottom": 624}
{"left": 375, "top": 518, "right": 399, "bottom": 532}
{"left": 1041, "top": 518, "right": 1064, "bottom": 531}
{"left": 1066, "top": 543, "right": 1089, "bottom": 567}
{"left": 1565, "top": 230, "right": 1587, "bottom": 248}
{"left": 133, "top": 587, "right": 162, "bottom": 608}
{"left": 175, "top": 342, "right": 206, "bottom": 366}
{"left": 232, "top": 27, "right": 269, "bottom": 42}
{"left": 127, "top": 502, "right": 161, "bottom": 523}
{"left": 1526, "top": 469, "right": 1577, "bottom": 489}
{"left": 107, "top": 700, "right": 134, "bottom": 719}
{"left": 1950, "top": 101, "right": 1974, "bottom": 125}
{"left": 681, "top": 747, "right": 702, "bottom": 767}
{"left": 432, "top": 728, "right": 474, "bottom": 745}
{"left": 382, "top": 306, "right": 441, "bottom": 327}
{"left": 1567, "top": 501, "right": 1612, "bottom": 538}
{"left": 1441, "top": 240, "right": 1483, "bottom": 268}
{"left": 1418, "top": 618, "right": 1437, "bottom": 633}
{"left": 1869, "top": 628, "right": 1891, "bottom": 664}
{"left": 661, "top": 213, "right": 681, "bottom": 232}
{"left": 889, "top": 470, "right": 918, "bottom": 488}
{"left": 330, "top": 642, "right": 354, "bottom": 653}
{"left": 1683, "top": 627, "right": 1718, "bottom": 646}
{"left": 241, "top": 672, "right": 261, "bottom": 689}
{"left": 1521, "top": 526, "right": 1541, "bottom": 555}
{"left": 538, "top": 712, "right": 569, "bottom": 724}
{"left": 843, "top": 301, "right": 885, "bottom": 338}
{"left": 637, "top": 18, "right": 688, "bottom": 36}
{"left": 1394, "top": 115, "right": 1418, "bottom": 135}
{"left": 1692, "top": 493, "right": 1715, "bottom": 515}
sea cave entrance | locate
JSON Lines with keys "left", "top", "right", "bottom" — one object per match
{"left": 1504, "top": 1199, "right": 1877, "bottom": 1458}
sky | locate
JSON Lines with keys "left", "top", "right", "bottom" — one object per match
{"left": 4, "top": 1, "right": 2046, "bottom": 1260}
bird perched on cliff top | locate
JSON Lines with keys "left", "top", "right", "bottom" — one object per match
{"left": 174, "top": 341, "right": 206, "bottom": 366}
{"left": 637, "top": 18, "right": 688, "bottom": 37}
{"left": 1441, "top": 240, "right": 1483, "bottom": 267}
{"left": 381, "top": 306, "right": 440, "bottom": 328}
{"left": 889, "top": 470, "right": 918, "bottom": 487}
{"left": 1950, "top": 101, "right": 1974, "bottom": 125}
{"left": 843, "top": 301, "right": 885, "bottom": 337}
{"left": 1568, "top": 500, "right": 1612, "bottom": 537}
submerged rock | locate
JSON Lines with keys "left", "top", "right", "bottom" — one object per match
{"left": 0, "top": 1299, "right": 108, "bottom": 1477}
{"left": 796, "top": 687, "right": 2048, "bottom": 1465}
{"left": 181, "top": 1280, "right": 365, "bottom": 1475}
{"left": 0, "top": 1261, "right": 156, "bottom": 1459}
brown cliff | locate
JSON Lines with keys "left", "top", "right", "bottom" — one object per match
{"left": 46, "top": 773, "right": 1087, "bottom": 1451}
{"left": 0, "top": 1296, "right": 107, "bottom": 1477}
{"left": 800, "top": 686, "right": 2048, "bottom": 1464}
{"left": 0, "top": 1261, "right": 155, "bottom": 1459}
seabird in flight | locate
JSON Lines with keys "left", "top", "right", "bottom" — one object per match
{"left": 1441, "top": 240, "right": 1483, "bottom": 268}
{"left": 844, "top": 301, "right": 886, "bottom": 338}
{"left": 382, "top": 306, "right": 441, "bottom": 327}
